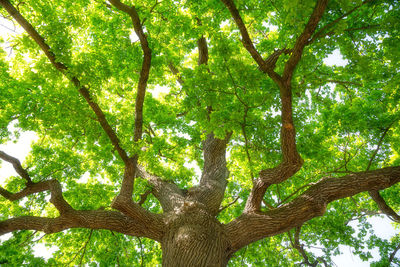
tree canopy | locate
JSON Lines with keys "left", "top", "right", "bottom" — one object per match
{"left": 0, "top": 0, "right": 399, "bottom": 265}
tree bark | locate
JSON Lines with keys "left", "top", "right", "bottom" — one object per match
{"left": 161, "top": 200, "right": 231, "bottom": 266}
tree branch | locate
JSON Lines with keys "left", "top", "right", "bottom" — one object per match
{"left": 389, "top": 243, "right": 400, "bottom": 265}
{"left": 308, "top": 0, "right": 374, "bottom": 45}
{"left": 0, "top": 209, "right": 164, "bottom": 241}
{"left": 369, "top": 190, "right": 400, "bottom": 223}
{"left": 136, "top": 165, "right": 185, "bottom": 212}
{"left": 226, "top": 0, "right": 328, "bottom": 213}
{"left": 0, "top": 150, "right": 73, "bottom": 214}
{"left": 189, "top": 133, "right": 232, "bottom": 215}
{"left": 168, "top": 62, "right": 184, "bottom": 85}
{"left": 219, "top": 194, "right": 240, "bottom": 213}
{"left": 0, "top": 179, "right": 72, "bottom": 214}
{"left": 0, "top": 1, "right": 162, "bottom": 236}
{"left": 220, "top": 0, "right": 282, "bottom": 83}
{"left": 177, "top": 33, "right": 232, "bottom": 214}
{"left": 366, "top": 122, "right": 400, "bottom": 223}
{"left": 282, "top": 0, "right": 328, "bottom": 82}
{"left": 109, "top": 0, "right": 152, "bottom": 200}
{"left": 0, "top": 0, "right": 130, "bottom": 163}
{"left": 197, "top": 36, "right": 209, "bottom": 66}
{"left": 0, "top": 150, "right": 32, "bottom": 184}
{"left": 289, "top": 226, "right": 317, "bottom": 267}
{"left": 366, "top": 124, "right": 392, "bottom": 171}
{"left": 226, "top": 166, "right": 400, "bottom": 252}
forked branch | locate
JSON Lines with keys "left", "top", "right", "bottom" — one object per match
{"left": 220, "top": 0, "right": 282, "bottom": 83}
{"left": 282, "top": 0, "right": 329, "bottom": 82}
{"left": 0, "top": 151, "right": 72, "bottom": 213}
{"left": 244, "top": 1, "right": 330, "bottom": 212}
{"left": 136, "top": 165, "right": 185, "bottom": 212}
{"left": 0, "top": 180, "right": 73, "bottom": 214}
{"left": 0, "top": 154, "right": 164, "bottom": 240}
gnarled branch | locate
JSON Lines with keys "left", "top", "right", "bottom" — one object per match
{"left": 0, "top": 180, "right": 72, "bottom": 214}
{"left": 243, "top": 0, "right": 329, "bottom": 213}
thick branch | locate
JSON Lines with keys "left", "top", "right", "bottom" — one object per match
{"left": 244, "top": 69, "right": 303, "bottom": 212}
{"left": 226, "top": 166, "right": 400, "bottom": 252}
{"left": 0, "top": 210, "right": 164, "bottom": 241}
{"left": 109, "top": 0, "right": 152, "bottom": 199}
{"left": 0, "top": 0, "right": 129, "bottom": 163}
{"left": 136, "top": 165, "right": 185, "bottom": 212}
{"left": 244, "top": 0, "right": 328, "bottom": 213}
{"left": 0, "top": 150, "right": 32, "bottom": 183}
{"left": 190, "top": 133, "right": 232, "bottom": 215}
{"left": 181, "top": 35, "right": 231, "bottom": 214}
{"left": 197, "top": 35, "right": 209, "bottom": 66}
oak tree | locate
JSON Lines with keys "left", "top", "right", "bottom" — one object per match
{"left": 0, "top": 0, "right": 399, "bottom": 265}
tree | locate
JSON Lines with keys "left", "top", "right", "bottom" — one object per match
{"left": 0, "top": 0, "right": 399, "bottom": 265}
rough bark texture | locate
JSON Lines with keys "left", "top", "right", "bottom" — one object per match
{"left": 162, "top": 201, "right": 231, "bottom": 266}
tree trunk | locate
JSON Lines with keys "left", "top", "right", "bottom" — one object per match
{"left": 161, "top": 201, "right": 231, "bottom": 266}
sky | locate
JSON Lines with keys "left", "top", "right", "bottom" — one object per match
{"left": 0, "top": 13, "right": 399, "bottom": 266}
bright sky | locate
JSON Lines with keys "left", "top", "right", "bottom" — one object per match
{"left": 0, "top": 15, "right": 398, "bottom": 266}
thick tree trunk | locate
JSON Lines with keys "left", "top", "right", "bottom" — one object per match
{"left": 161, "top": 201, "right": 231, "bottom": 266}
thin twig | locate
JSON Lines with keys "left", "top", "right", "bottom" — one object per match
{"left": 389, "top": 244, "right": 400, "bottom": 265}
{"left": 79, "top": 230, "right": 93, "bottom": 266}
{"left": 137, "top": 237, "right": 145, "bottom": 267}
{"left": 219, "top": 194, "right": 240, "bottom": 213}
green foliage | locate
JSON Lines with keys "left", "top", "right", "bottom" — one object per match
{"left": 0, "top": 0, "right": 399, "bottom": 265}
